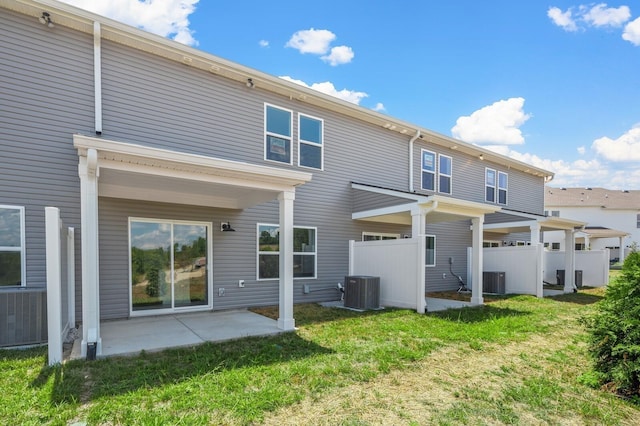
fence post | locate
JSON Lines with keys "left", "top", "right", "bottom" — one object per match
{"left": 45, "top": 207, "right": 62, "bottom": 365}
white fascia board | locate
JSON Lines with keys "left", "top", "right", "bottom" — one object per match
{"left": 73, "top": 134, "right": 312, "bottom": 190}
{"left": 352, "top": 203, "right": 415, "bottom": 221}
{"left": 425, "top": 195, "right": 501, "bottom": 217}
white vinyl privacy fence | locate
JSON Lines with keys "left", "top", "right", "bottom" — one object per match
{"left": 349, "top": 239, "right": 422, "bottom": 311}
{"left": 45, "top": 207, "right": 75, "bottom": 365}
{"left": 481, "top": 244, "right": 544, "bottom": 297}
{"left": 544, "top": 249, "right": 609, "bottom": 287}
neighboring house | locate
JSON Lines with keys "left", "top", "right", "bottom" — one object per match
{"left": 1, "top": 0, "right": 581, "bottom": 354}
{"left": 544, "top": 187, "right": 640, "bottom": 261}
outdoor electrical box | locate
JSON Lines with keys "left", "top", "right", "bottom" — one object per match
{"left": 344, "top": 276, "right": 380, "bottom": 310}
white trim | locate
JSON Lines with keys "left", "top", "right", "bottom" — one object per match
{"left": 485, "top": 167, "right": 496, "bottom": 203}
{"left": 498, "top": 171, "right": 508, "bottom": 205}
{"left": 128, "top": 217, "right": 214, "bottom": 317}
{"left": 264, "top": 103, "right": 293, "bottom": 165}
{"left": 298, "top": 113, "right": 324, "bottom": 171}
{"left": 438, "top": 154, "right": 452, "bottom": 195}
{"left": 421, "top": 149, "right": 436, "bottom": 191}
{"left": 0, "top": 205, "right": 25, "bottom": 287}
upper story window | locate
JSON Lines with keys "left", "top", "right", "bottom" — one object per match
{"left": 264, "top": 104, "right": 292, "bottom": 164}
{"left": 0, "top": 206, "right": 25, "bottom": 287}
{"left": 439, "top": 155, "right": 452, "bottom": 194}
{"left": 298, "top": 114, "right": 323, "bottom": 170}
{"left": 257, "top": 224, "right": 317, "bottom": 280}
{"left": 498, "top": 171, "right": 508, "bottom": 205}
{"left": 485, "top": 168, "right": 496, "bottom": 202}
{"left": 421, "top": 150, "right": 436, "bottom": 191}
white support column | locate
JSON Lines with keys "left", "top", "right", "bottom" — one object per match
{"left": 470, "top": 216, "right": 484, "bottom": 305}
{"left": 278, "top": 191, "right": 295, "bottom": 330}
{"left": 529, "top": 222, "right": 541, "bottom": 245}
{"left": 411, "top": 206, "right": 426, "bottom": 314}
{"left": 45, "top": 207, "right": 62, "bottom": 365}
{"left": 564, "top": 230, "right": 575, "bottom": 293}
{"left": 67, "top": 227, "right": 76, "bottom": 328}
{"left": 584, "top": 234, "right": 590, "bottom": 250}
{"left": 619, "top": 237, "right": 625, "bottom": 263}
{"left": 79, "top": 148, "right": 101, "bottom": 356}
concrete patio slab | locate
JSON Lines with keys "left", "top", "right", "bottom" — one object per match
{"left": 426, "top": 297, "right": 473, "bottom": 312}
{"left": 69, "top": 309, "right": 282, "bottom": 360}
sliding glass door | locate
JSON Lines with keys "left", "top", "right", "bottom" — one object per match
{"left": 130, "top": 219, "right": 211, "bottom": 314}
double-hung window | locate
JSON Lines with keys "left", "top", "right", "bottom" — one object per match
{"left": 264, "top": 104, "right": 292, "bottom": 164}
{"left": 426, "top": 235, "right": 436, "bottom": 267}
{"left": 257, "top": 224, "right": 317, "bottom": 280}
{"left": 485, "top": 168, "right": 496, "bottom": 203}
{"left": 421, "top": 150, "right": 436, "bottom": 191}
{"left": 298, "top": 114, "right": 323, "bottom": 170}
{"left": 0, "top": 206, "right": 25, "bottom": 287}
{"left": 439, "top": 155, "right": 452, "bottom": 194}
{"left": 498, "top": 171, "right": 508, "bottom": 205}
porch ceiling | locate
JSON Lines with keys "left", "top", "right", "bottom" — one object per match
{"left": 353, "top": 196, "right": 501, "bottom": 225}
{"left": 483, "top": 216, "right": 586, "bottom": 234}
{"left": 74, "top": 134, "right": 312, "bottom": 209}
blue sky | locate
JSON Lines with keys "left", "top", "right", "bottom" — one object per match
{"left": 61, "top": 1, "right": 640, "bottom": 189}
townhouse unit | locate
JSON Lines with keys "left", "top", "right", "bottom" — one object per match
{"left": 1, "top": 0, "right": 584, "bottom": 356}
{"left": 544, "top": 186, "right": 640, "bottom": 261}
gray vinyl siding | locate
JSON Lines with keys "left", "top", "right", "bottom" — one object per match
{"left": 425, "top": 220, "right": 472, "bottom": 292}
{"left": 0, "top": 10, "right": 91, "bottom": 313}
{"left": 352, "top": 189, "right": 414, "bottom": 213}
{"left": 411, "top": 141, "right": 545, "bottom": 215}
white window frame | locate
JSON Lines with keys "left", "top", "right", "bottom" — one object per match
{"left": 498, "top": 171, "right": 508, "bottom": 205}
{"left": 264, "top": 103, "right": 293, "bottom": 165}
{"left": 257, "top": 223, "right": 317, "bottom": 281}
{"left": 298, "top": 113, "right": 324, "bottom": 170}
{"left": 438, "top": 154, "right": 452, "bottom": 194}
{"left": 0, "top": 205, "right": 26, "bottom": 287}
{"left": 362, "top": 232, "right": 401, "bottom": 241}
{"left": 128, "top": 217, "right": 214, "bottom": 316}
{"left": 421, "top": 149, "right": 436, "bottom": 191}
{"left": 426, "top": 234, "right": 436, "bottom": 267}
{"left": 485, "top": 168, "right": 496, "bottom": 203}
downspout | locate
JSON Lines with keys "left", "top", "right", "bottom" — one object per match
{"left": 94, "top": 22, "right": 102, "bottom": 135}
{"left": 408, "top": 130, "right": 421, "bottom": 192}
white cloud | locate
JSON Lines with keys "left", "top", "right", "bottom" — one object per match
{"left": 592, "top": 125, "right": 640, "bottom": 161}
{"left": 548, "top": 6, "right": 578, "bottom": 31}
{"left": 285, "top": 28, "right": 354, "bottom": 65}
{"left": 373, "top": 102, "right": 386, "bottom": 112}
{"left": 279, "top": 76, "right": 368, "bottom": 104}
{"left": 577, "top": 146, "right": 586, "bottom": 155}
{"left": 583, "top": 3, "right": 630, "bottom": 27}
{"left": 321, "top": 46, "right": 355, "bottom": 66}
{"left": 285, "top": 28, "right": 336, "bottom": 54}
{"left": 60, "top": 0, "right": 199, "bottom": 46}
{"left": 259, "top": 40, "right": 269, "bottom": 48}
{"left": 623, "top": 17, "right": 640, "bottom": 45}
{"left": 451, "top": 97, "right": 531, "bottom": 145}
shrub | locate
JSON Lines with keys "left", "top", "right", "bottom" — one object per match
{"left": 583, "top": 249, "right": 640, "bottom": 398}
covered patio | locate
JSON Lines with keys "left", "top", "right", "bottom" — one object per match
{"left": 73, "top": 134, "right": 312, "bottom": 359}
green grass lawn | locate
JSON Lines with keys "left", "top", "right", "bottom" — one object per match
{"left": 2, "top": 288, "right": 639, "bottom": 425}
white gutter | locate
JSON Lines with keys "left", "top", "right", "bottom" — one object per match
{"left": 408, "top": 130, "right": 421, "bottom": 192}
{"left": 94, "top": 21, "right": 102, "bottom": 135}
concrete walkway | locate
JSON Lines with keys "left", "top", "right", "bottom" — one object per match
{"left": 70, "top": 309, "right": 282, "bottom": 360}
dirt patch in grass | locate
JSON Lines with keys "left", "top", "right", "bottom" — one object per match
{"left": 260, "top": 320, "right": 637, "bottom": 425}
